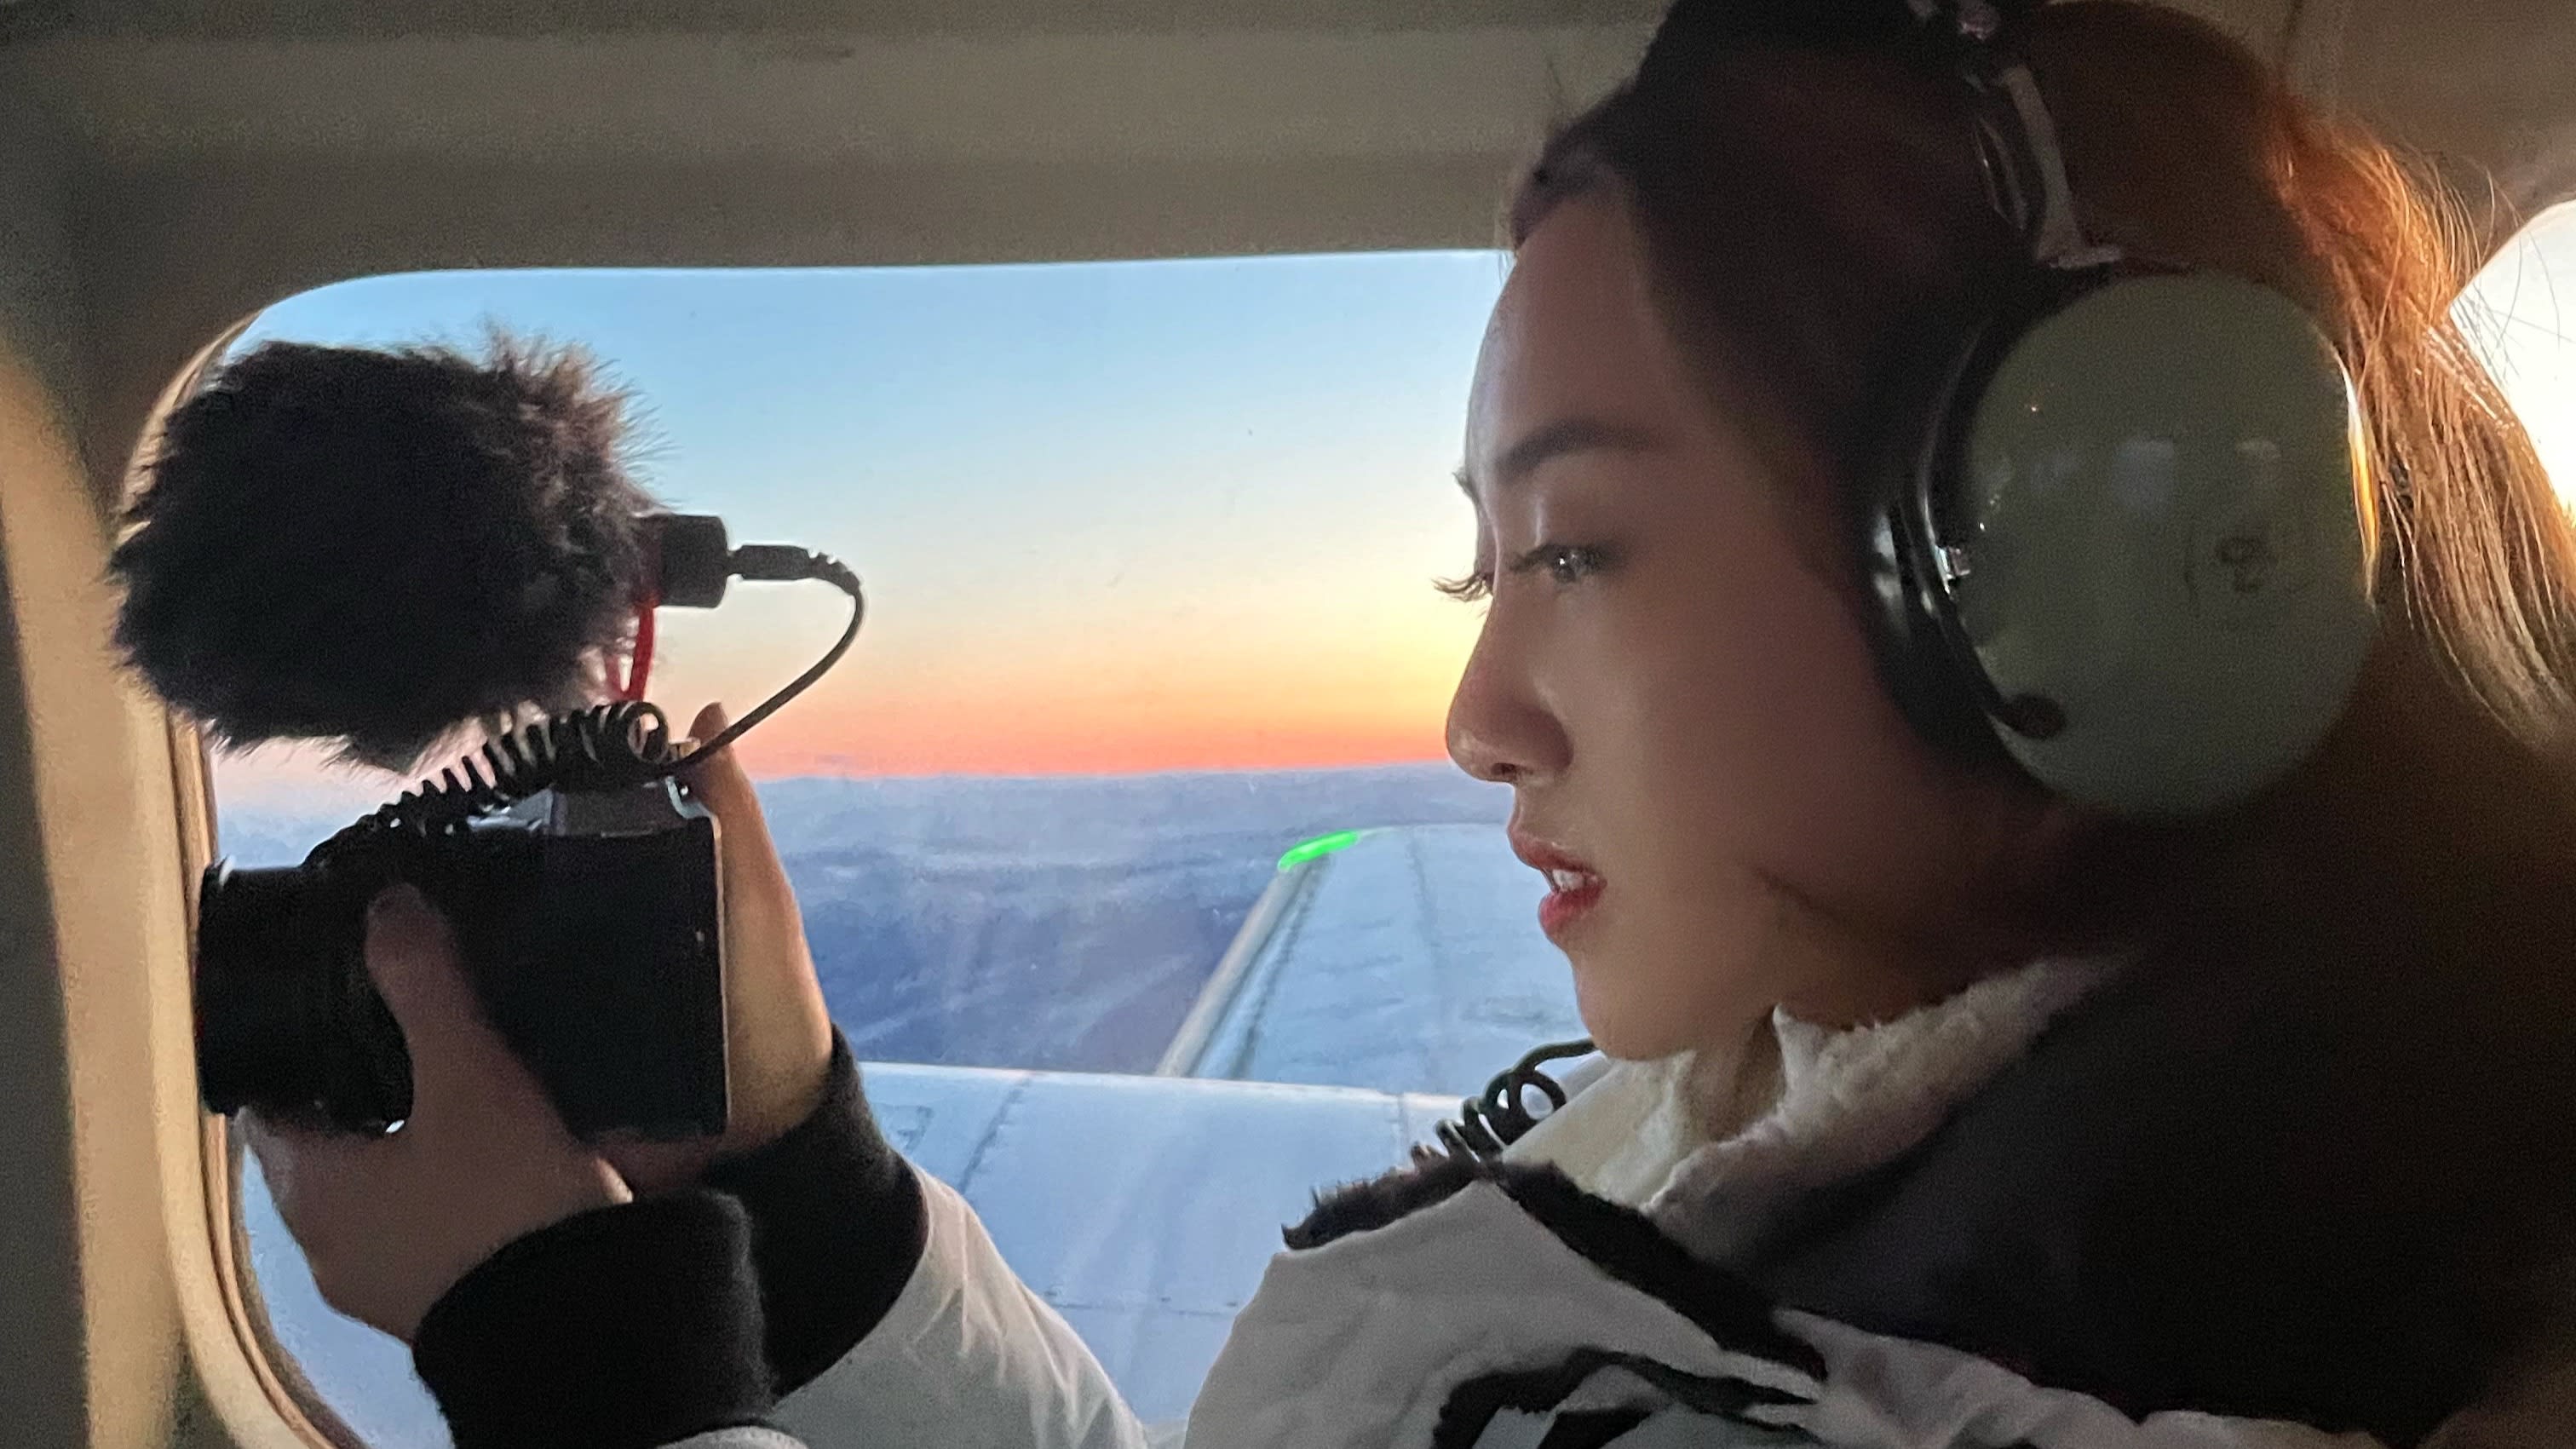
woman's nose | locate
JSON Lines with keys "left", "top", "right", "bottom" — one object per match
{"left": 1446, "top": 626, "right": 1568, "bottom": 786}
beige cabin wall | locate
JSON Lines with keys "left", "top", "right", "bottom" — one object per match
{"left": 0, "top": 69, "right": 304, "bottom": 1449}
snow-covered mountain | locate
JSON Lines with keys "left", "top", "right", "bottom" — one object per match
{"left": 216, "top": 764, "right": 1517, "bottom": 1074}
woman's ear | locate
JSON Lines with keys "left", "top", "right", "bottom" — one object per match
{"left": 1987, "top": 785, "right": 2130, "bottom": 951}
{"left": 1984, "top": 784, "right": 2095, "bottom": 912}
{"left": 2021, "top": 795, "right": 2094, "bottom": 873}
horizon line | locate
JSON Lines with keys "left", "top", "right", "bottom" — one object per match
{"left": 215, "top": 753, "right": 1494, "bottom": 816}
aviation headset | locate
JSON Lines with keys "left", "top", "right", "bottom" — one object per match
{"left": 1636, "top": 0, "right": 2377, "bottom": 818}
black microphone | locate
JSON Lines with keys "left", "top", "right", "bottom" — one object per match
{"left": 105, "top": 332, "right": 864, "bottom": 1140}
{"left": 108, "top": 335, "right": 777, "bottom": 770}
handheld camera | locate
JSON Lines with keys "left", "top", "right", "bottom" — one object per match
{"left": 109, "top": 338, "right": 862, "bottom": 1139}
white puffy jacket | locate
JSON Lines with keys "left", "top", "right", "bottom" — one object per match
{"left": 426, "top": 955, "right": 2573, "bottom": 1449}
{"left": 710, "top": 957, "right": 2567, "bottom": 1449}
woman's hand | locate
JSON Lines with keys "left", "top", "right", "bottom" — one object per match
{"left": 246, "top": 886, "right": 631, "bottom": 1343}
{"left": 251, "top": 696, "right": 837, "bottom": 1337}
{"left": 600, "top": 702, "right": 836, "bottom": 1195}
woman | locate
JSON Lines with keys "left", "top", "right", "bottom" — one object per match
{"left": 252, "top": 2, "right": 2576, "bottom": 1446}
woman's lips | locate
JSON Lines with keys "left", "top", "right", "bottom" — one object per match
{"left": 1512, "top": 831, "right": 1606, "bottom": 942}
{"left": 1538, "top": 870, "right": 1606, "bottom": 940}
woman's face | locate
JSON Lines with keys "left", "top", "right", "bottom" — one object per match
{"left": 1446, "top": 193, "right": 2064, "bottom": 1059}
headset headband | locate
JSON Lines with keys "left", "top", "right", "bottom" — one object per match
{"left": 1633, "top": 0, "right": 2044, "bottom": 75}
{"left": 1630, "top": 0, "right": 2377, "bottom": 818}
{"left": 1637, "top": 0, "right": 2107, "bottom": 273}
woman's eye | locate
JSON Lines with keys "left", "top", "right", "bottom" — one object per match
{"left": 1439, "top": 543, "right": 1613, "bottom": 601}
{"left": 1509, "top": 543, "right": 1613, "bottom": 586}
{"left": 1435, "top": 569, "right": 1494, "bottom": 603}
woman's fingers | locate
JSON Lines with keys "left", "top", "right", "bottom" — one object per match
{"left": 244, "top": 1111, "right": 367, "bottom": 1262}
{"left": 252, "top": 888, "right": 632, "bottom": 1341}
{"left": 604, "top": 704, "right": 831, "bottom": 1187}
{"left": 681, "top": 703, "right": 761, "bottom": 825}
{"left": 360, "top": 885, "right": 561, "bottom": 1133}
{"left": 683, "top": 702, "right": 801, "bottom": 906}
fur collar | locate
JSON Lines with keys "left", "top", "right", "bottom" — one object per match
{"left": 1641, "top": 957, "right": 2118, "bottom": 1264}
{"left": 1292, "top": 957, "right": 2117, "bottom": 1267}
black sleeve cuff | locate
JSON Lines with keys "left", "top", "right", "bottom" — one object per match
{"left": 413, "top": 1191, "right": 776, "bottom": 1449}
{"left": 703, "top": 1028, "right": 930, "bottom": 1394}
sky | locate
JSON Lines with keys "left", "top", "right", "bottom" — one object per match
{"left": 210, "top": 205, "right": 2576, "bottom": 813}
{"left": 211, "top": 251, "right": 1511, "bottom": 810}
{"left": 2459, "top": 203, "right": 2576, "bottom": 495}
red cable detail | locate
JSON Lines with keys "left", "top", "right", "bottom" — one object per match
{"left": 622, "top": 593, "right": 658, "bottom": 701}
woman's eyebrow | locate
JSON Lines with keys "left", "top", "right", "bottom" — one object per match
{"left": 1458, "top": 417, "right": 1659, "bottom": 496}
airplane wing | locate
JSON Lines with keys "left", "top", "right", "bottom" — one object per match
{"left": 241, "top": 822, "right": 1587, "bottom": 1443}
{"left": 1161, "top": 822, "right": 1582, "bottom": 1095}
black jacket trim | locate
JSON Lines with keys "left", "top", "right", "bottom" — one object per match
{"left": 1486, "top": 1162, "right": 1821, "bottom": 1377}
{"left": 412, "top": 1190, "right": 775, "bottom": 1449}
{"left": 1430, "top": 1346, "right": 1809, "bottom": 1449}
{"left": 1285, "top": 1144, "right": 1481, "bottom": 1250}
{"left": 1291, "top": 1150, "right": 1823, "bottom": 1378}
{"left": 703, "top": 1028, "right": 929, "bottom": 1394}
{"left": 1532, "top": 1412, "right": 1654, "bottom": 1449}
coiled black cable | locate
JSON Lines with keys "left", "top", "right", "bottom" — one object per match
{"left": 1437, "top": 1037, "right": 1598, "bottom": 1159}
{"left": 317, "top": 549, "right": 863, "bottom": 860}
{"left": 331, "top": 699, "right": 681, "bottom": 848}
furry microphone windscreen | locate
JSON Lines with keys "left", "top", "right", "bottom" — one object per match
{"left": 109, "top": 336, "right": 664, "bottom": 772}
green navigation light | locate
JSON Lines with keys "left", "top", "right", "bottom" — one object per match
{"left": 1277, "top": 830, "right": 1366, "bottom": 872}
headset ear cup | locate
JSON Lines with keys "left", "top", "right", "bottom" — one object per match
{"left": 1863, "top": 504, "right": 2000, "bottom": 762}
{"left": 1861, "top": 297, "right": 2040, "bottom": 773}
{"left": 1938, "top": 273, "right": 2375, "bottom": 818}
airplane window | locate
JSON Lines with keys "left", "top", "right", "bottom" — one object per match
{"left": 209, "top": 255, "right": 1586, "bottom": 1443}
{"left": 2460, "top": 200, "right": 2576, "bottom": 499}
{"left": 205, "top": 254, "right": 1587, "bottom": 1091}
{"left": 209, "top": 209, "right": 2576, "bottom": 1446}
{"left": 207, "top": 212, "right": 2576, "bottom": 1448}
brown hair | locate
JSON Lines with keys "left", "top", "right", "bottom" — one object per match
{"left": 1510, "top": 2, "right": 2576, "bottom": 1409}
{"left": 1510, "top": 2, "right": 2576, "bottom": 911}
